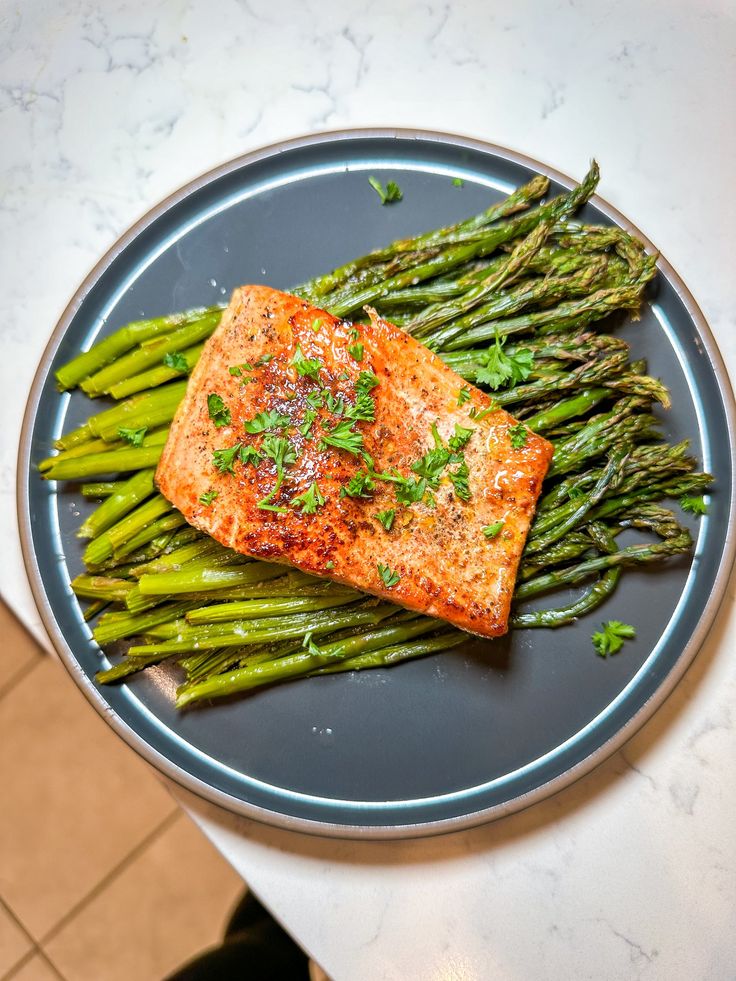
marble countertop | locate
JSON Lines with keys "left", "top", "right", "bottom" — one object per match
{"left": 2, "top": 1, "right": 735, "bottom": 977}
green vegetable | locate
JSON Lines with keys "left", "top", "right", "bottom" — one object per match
{"left": 291, "top": 482, "right": 326, "bottom": 514}
{"left": 348, "top": 342, "right": 364, "bottom": 362}
{"left": 207, "top": 393, "right": 231, "bottom": 427}
{"left": 163, "top": 352, "right": 189, "bottom": 373}
{"left": 212, "top": 444, "right": 241, "bottom": 475}
{"left": 376, "top": 509, "right": 396, "bottom": 531}
{"left": 118, "top": 426, "right": 147, "bottom": 447}
{"left": 452, "top": 178, "right": 464, "bottom": 188}
{"left": 448, "top": 459, "right": 471, "bottom": 501}
{"left": 509, "top": 423, "right": 529, "bottom": 449}
{"left": 320, "top": 418, "right": 364, "bottom": 456}
{"left": 475, "top": 333, "right": 535, "bottom": 390}
{"left": 377, "top": 563, "right": 401, "bottom": 588}
{"left": 199, "top": 489, "right": 218, "bottom": 506}
{"left": 680, "top": 494, "right": 707, "bottom": 515}
{"left": 341, "top": 470, "right": 376, "bottom": 498}
{"left": 482, "top": 521, "right": 504, "bottom": 539}
{"left": 368, "top": 176, "right": 403, "bottom": 205}
{"left": 457, "top": 387, "right": 471, "bottom": 406}
{"left": 243, "top": 409, "right": 291, "bottom": 433}
{"left": 448, "top": 424, "right": 474, "bottom": 452}
{"left": 592, "top": 620, "right": 636, "bottom": 657}
{"left": 291, "top": 344, "right": 322, "bottom": 380}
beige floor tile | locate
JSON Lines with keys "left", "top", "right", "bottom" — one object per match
{"left": 5, "top": 952, "right": 62, "bottom": 981}
{"left": 45, "top": 812, "right": 245, "bottom": 981}
{"left": 0, "top": 900, "right": 33, "bottom": 977}
{"left": 0, "top": 656, "right": 178, "bottom": 940}
{"left": 0, "top": 601, "right": 42, "bottom": 694}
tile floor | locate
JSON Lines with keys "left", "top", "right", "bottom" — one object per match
{"left": 0, "top": 600, "right": 247, "bottom": 980}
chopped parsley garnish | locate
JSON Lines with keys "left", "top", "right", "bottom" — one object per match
{"left": 348, "top": 342, "right": 364, "bottom": 362}
{"left": 311, "top": 318, "right": 323, "bottom": 332}
{"left": 118, "top": 426, "right": 147, "bottom": 447}
{"left": 163, "top": 352, "right": 188, "bottom": 373}
{"left": 349, "top": 327, "right": 360, "bottom": 341}
{"left": 340, "top": 470, "right": 375, "bottom": 498}
{"left": 448, "top": 459, "right": 471, "bottom": 501}
{"left": 306, "top": 390, "right": 325, "bottom": 409}
{"left": 592, "top": 620, "right": 636, "bottom": 658}
{"left": 320, "top": 419, "right": 364, "bottom": 456}
{"left": 257, "top": 435, "right": 297, "bottom": 512}
{"left": 377, "top": 563, "right": 401, "bottom": 588}
{"left": 411, "top": 446, "right": 451, "bottom": 488}
{"left": 344, "top": 371, "right": 379, "bottom": 423}
{"left": 475, "top": 333, "right": 535, "bottom": 391}
{"left": 260, "top": 434, "right": 297, "bottom": 471}
{"left": 509, "top": 423, "right": 529, "bottom": 449}
{"left": 243, "top": 409, "right": 291, "bottom": 433}
{"left": 238, "top": 445, "right": 262, "bottom": 467}
{"left": 291, "top": 481, "right": 326, "bottom": 514}
{"left": 394, "top": 474, "right": 427, "bottom": 506}
{"left": 291, "top": 344, "right": 322, "bottom": 380}
{"left": 680, "top": 494, "right": 708, "bottom": 515}
{"left": 482, "top": 521, "right": 504, "bottom": 539}
{"left": 452, "top": 177, "right": 464, "bottom": 188}
{"left": 468, "top": 405, "right": 497, "bottom": 422}
{"left": 256, "top": 353, "right": 274, "bottom": 365}
{"left": 207, "top": 393, "right": 231, "bottom": 427}
{"left": 325, "top": 560, "right": 335, "bottom": 569}
{"left": 199, "top": 489, "right": 218, "bottom": 506}
{"left": 228, "top": 362, "right": 253, "bottom": 377}
{"left": 299, "top": 408, "right": 318, "bottom": 438}
{"left": 323, "top": 391, "right": 346, "bottom": 415}
{"left": 356, "top": 369, "right": 379, "bottom": 392}
{"left": 375, "top": 509, "right": 395, "bottom": 531}
{"left": 212, "top": 443, "right": 242, "bottom": 474}
{"left": 368, "top": 176, "right": 403, "bottom": 205}
{"left": 457, "top": 386, "right": 471, "bottom": 406}
{"left": 448, "top": 424, "right": 474, "bottom": 452}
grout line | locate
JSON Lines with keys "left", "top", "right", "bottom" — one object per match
{"left": 0, "top": 657, "right": 44, "bottom": 706}
{"left": 38, "top": 808, "right": 182, "bottom": 948}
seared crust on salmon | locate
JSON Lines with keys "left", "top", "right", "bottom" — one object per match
{"left": 156, "top": 286, "right": 553, "bottom": 637}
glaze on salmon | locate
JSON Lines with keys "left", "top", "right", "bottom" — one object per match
{"left": 156, "top": 286, "right": 553, "bottom": 637}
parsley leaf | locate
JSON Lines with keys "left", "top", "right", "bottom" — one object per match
{"left": 243, "top": 409, "right": 291, "bottom": 433}
{"left": 228, "top": 362, "right": 253, "bottom": 377}
{"left": 320, "top": 419, "right": 364, "bottom": 456}
{"left": 509, "top": 423, "right": 528, "bottom": 449}
{"left": 452, "top": 177, "right": 464, "bottom": 188}
{"left": 592, "top": 620, "right": 636, "bottom": 658}
{"left": 323, "top": 390, "right": 346, "bottom": 415}
{"left": 377, "top": 563, "right": 401, "bottom": 588}
{"left": 468, "top": 405, "right": 497, "bottom": 422}
{"left": 448, "top": 459, "right": 471, "bottom": 501}
{"left": 260, "top": 434, "right": 297, "bottom": 471}
{"left": 199, "top": 489, "right": 218, "bottom": 506}
{"left": 118, "top": 426, "right": 147, "bottom": 447}
{"left": 680, "top": 494, "right": 708, "bottom": 516}
{"left": 238, "top": 445, "right": 262, "bottom": 467}
{"left": 306, "top": 390, "right": 324, "bottom": 409}
{"left": 325, "top": 560, "right": 335, "bottom": 569}
{"left": 340, "top": 470, "right": 375, "bottom": 498}
{"left": 291, "top": 481, "right": 326, "bottom": 514}
{"left": 212, "top": 443, "right": 242, "bottom": 474}
{"left": 356, "top": 369, "right": 379, "bottom": 392}
{"left": 291, "top": 344, "right": 321, "bottom": 380}
{"left": 348, "top": 342, "right": 364, "bottom": 362}
{"left": 482, "top": 521, "right": 504, "bottom": 539}
{"left": 311, "top": 318, "right": 323, "bottom": 333}
{"left": 376, "top": 509, "right": 395, "bottom": 531}
{"left": 448, "top": 424, "right": 474, "bottom": 452}
{"left": 163, "top": 352, "right": 188, "bottom": 373}
{"left": 475, "top": 333, "right": 535, "bottom": 391}
{"left": 299, "top": 407, "right": 318, "bottom": 438}
{"left": 368, "top": 176, "right": 403, "bottom": 205}
{"left": 394, "top": 475, "right": 427, "bottom": 506}
{"left": 457, "top": 386, "right": 471, "bottom": 406}
{"left": 207, "top": 393, "right": 231, "bottom": 428}
{"left": 411, "top": 446, "right": 451, "bottom": 488}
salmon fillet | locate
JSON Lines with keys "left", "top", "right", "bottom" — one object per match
{"left": 156, "top": 285, "right": 553, "bottom": 637}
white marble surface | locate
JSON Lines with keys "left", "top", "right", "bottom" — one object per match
{"left": 2, "top": 1, "right": 735, "bottom": 977}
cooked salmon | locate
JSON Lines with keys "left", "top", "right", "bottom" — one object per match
{"left": 156, "top": 286, "right": 553, "bottom": 637}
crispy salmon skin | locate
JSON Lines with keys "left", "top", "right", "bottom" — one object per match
{"left": 156, "top": 286, "right": 553, "bottom": 637}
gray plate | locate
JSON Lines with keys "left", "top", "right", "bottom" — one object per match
{"left": 18, "top": 130, "right": 736, "bottom": 839}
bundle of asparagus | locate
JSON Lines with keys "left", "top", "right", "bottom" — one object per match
{"left": 42, "top": 163, "right": 710, "bottom": 707}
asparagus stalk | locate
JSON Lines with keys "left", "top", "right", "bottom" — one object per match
{"left": 108, "top": 343, "right": 205, "bottom": 399}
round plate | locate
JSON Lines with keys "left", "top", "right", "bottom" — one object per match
{"left": 18, "top": 130, "right": 736, "bottom": 839}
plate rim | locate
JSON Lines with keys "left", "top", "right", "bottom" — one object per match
{"left": 17, "top": 127, "right": 736, "bottom": 840}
